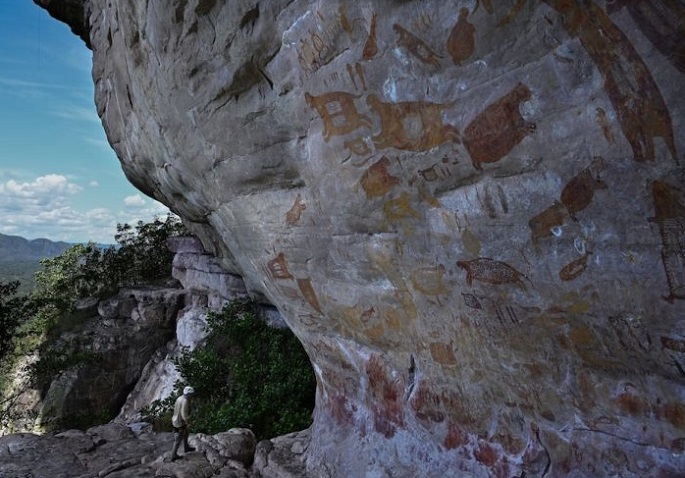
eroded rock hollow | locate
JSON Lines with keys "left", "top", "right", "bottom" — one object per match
{"left": 37, "top": 0, "right": 685, "bottom": 476}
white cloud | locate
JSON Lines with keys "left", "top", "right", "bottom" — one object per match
{"left": 84, "top": 137, "right": 113, "bottom": 151}
{"left": 0, "top": 76, "right": 76, "bottom": 91}
{"left": 124, "top": 194, "right": 146, "bottom": 207}
{"left": 0, "top": 174, "right": 170, "bottom": 244}
{"left": 0, "top": 174, "right": 82, "bottom": 202}
{"left": 89, "top": 180, "right": 99, "bottom": 187}
{"left": 118, "top": 201, "right": 171, "bottom": 225}
{"left": 51, "top": 103, "right": 101, "bottom": 123}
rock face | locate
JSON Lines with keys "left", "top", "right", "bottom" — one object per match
{"left": 3, "top": 236, "right": 251, "bottom": 432}
{"left": 4, "top": 286, "right": 183, "bottom": 432}
{"left": 117, "top": 235, "right": 249, "bottom": 423}
{"left": 39, "top": 0, "right": 685, "bottom": 476}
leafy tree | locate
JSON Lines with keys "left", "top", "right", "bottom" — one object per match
{"left": 143, "top": 299, "right": 316, "bottom": 440}
{"left": 113, "top": 215, "right": 186, "bottom": 285}
{"left": 1, "top": 215, "right": 187, "bottom": 412}
{"left": 32, "top": 214, "right": 186, "bottom": 309}
{"left": 33, "top": 244, "right": 94, "bottom": 310}
{"left": 0, "top": 215, "right": 188, "bottom": 432}
{"left": 0, "top": 281, "right": 30, "bottom": 362}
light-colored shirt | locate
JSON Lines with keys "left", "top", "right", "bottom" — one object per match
{"left": 172, "top": 394, "right": 191, "bottom": 428}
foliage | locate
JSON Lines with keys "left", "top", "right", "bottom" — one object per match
{"left": 0, "top": 261, "right": 41, "bottom": 295}
{"left": 33, "top": 244, "right": 94, "bottom": 311}
{"left": 0, "top": 281, "right": 32, "bottom": 363}
{"left": 23, "top": 214, "right": 185, "bottom": 384}
{"left": 1, "top": 215, "right": 187, "bottom": 431}
{"left": 34, "top": 214, "right": 186, "bottom": 306}
{"left": 114, "top": 215, "right": 187, "bottom": 283}
{"left": 142, "top": 299, "right": 316, "bottom": 440}
{"left": 27, "top": 344, "right": 101, "bottom": 391}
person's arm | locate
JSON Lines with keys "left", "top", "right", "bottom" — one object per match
{"left": 180, "top": 398, "right": 191, "bottom": 425}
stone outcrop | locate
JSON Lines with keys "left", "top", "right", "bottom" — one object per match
{"left": 169, "top": 235, "right": 248, "bottom": 310}
{"left": 37, "top": 0, "right": 685, "bottom": 476}
{"left": 0, "top": 422, "right": 256, "bottom": 478}
{"left": 3, "top": 286, "right": 184, "bottom": 432}
{"left": 3, "top": 236, "right": 253, "bottom": 432}
{"left": 1, "top": 237, "right": 292, "bottom": 477}
{"left": 117, "top": 235, "right": 250, "bottom": 423}
{"left": 253, "top": 429, "right": 320, "bottom": 478}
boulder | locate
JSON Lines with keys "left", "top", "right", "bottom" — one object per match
{"left": 252, "top": 429, "right": 315, "bottom": 478}
{"left": 12, "top": 287, "right": 185, "bottom": 432}
{"left": 192, "top": 428, "right": 257, "bottom": 467}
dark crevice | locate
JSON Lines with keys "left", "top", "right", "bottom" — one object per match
{"left": 239, "top": 4, "right": 260, "bottom": 32}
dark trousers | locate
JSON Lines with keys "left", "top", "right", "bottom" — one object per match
{"left": 171, "top": 425, "right": 190, "bottom": 457}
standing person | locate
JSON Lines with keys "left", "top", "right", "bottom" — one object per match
{"left": 170, "top": 386, "right": 196, "bottom": 461}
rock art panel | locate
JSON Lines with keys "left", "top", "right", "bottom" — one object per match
{"left": 285, "top": 193, "right": 307, "bottom": 227}
{"left": 529, "top": 200, "right": 568, "bottom": 245}
{"left": 383, "top": 192, "right": 421, "bottom": 221}
{"left": 429, "top": 341, "right": 457, "bottom": 366}
{"left": 360, "top": 156, "right": 400, "bottom": 198}
{"left": 40, "top": 0, "right": 685, "bottom": 476}
{"left": 410, "top": 264, "right": 449, "bottom": 304}
{"left": 267, "top": 252, "right": 294, "bottom": 280}
{"left": 297, "top": 277, "right": 323, "bottom": 313}
{"left": 345, "top": 62, "right": 367, "bottom": 91}
{"left": 343, "top": 137, "right": 372, "bottom": 158}
{"left": 305, "top": 91, "right": 373, "bottom": 141}
{"left": 457, "top": 257, "right": 530, "bottom": 290}
{"left": 543, "top": 0, "right": 677, "bottom": 162}
{"left": 366, "top": 354, "right": 405, "bottom": 438}
{"left": 393, "top": 23, "right": 442, "bottom": 68}
{"left": 595, "top": 107, "right": 615, "bottom": 144}
{"left": 362, "top": 13, "right": 379, "bottom": 60}
{"left": 560, "top": 166, "right": 607, "bottom": 220}
{"left": 558, "top": 252, "right": 593, "bottom": 282}
{"left": 606, "top": 0, "right": 685, "bottom": 74}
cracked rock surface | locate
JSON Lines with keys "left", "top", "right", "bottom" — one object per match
{"left": 0, "top": 423, "right": 255, "bottom": 478}
{"left": 34, "top": 0, "right": 685, "bottom": 476}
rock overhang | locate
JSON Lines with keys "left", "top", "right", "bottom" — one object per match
{"left": 37, "top": 0, "right": 685, "bottom": 476}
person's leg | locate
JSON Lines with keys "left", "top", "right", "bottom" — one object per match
{"left": 183, "top": 427, "right": 195, "bottom": 452}
{"left": 171, "top": 427, "right": 183, "bottom": 460}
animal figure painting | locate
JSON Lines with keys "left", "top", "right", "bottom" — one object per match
{"left": 650, "top": 181, "right": 685, "bottom": 302}
{"left": 462, "top": 83, "right": 536, "bottom": 171}
{"left": 446, "top": 8, "right": 475, "bottom": 65}
{"left": 457, "top": 257, "right": 530, "bottom": 290}
{"left": 306, "top": 91, "right": 373, "bottom": 141}
{"left": 367, "top": 95, "right": 459, "bottom": 152}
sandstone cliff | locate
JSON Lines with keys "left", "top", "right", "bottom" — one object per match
{"left": 1, "top": 236, "right": 302, "bottom": 478}
{"left": 35, "top": 0, "right": 685, "bottom": 476}
{"left": 2, "top": 235, "right": 248, "bottom": 433}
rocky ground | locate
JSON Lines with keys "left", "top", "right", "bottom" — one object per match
{"left": 0, "top": 423, "right": 313, "bottom": 478}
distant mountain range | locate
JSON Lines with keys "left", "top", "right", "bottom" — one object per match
{"left": 0, "top": 233, "right": 73, "bottom": 262}
{"left": 0, "top": 233, "right": 74, "bottom": 294}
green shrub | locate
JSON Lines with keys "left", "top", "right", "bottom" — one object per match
{"left": 143, "top": 299, "right": 316, "bottom": 440}
{"left": 27, "top": 344, "right": 101, "bottom": 392}
{"left": 33, "top": 213, "right": 186, "bottom": 305}
{"left": 0, "top": 281, "right": 30, "bottom": 362}
{"left": 1, "top": 215, "right": 186, "bottom": 429}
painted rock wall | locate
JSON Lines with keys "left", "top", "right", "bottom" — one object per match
{"left": 37, "top": 0, "right": 685, "bottom": 476}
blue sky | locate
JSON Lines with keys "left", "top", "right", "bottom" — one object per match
{"left": 0, "top": 2, "right": 168, "bottom": 244}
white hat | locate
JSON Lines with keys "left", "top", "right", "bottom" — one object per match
{"left": 183, "top": 386, "right": 195, "bottom": 395}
